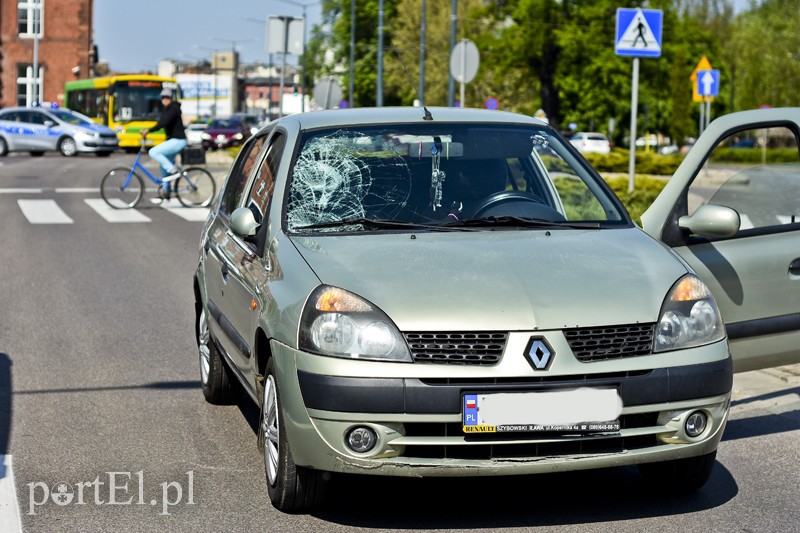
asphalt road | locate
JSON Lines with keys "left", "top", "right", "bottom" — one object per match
{"left": 0, "top": 153, "right": 798, "bottom": 532}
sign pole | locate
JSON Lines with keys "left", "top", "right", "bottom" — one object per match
{"left": 628, "top": 57, "right": 639, "bottom": 193}
{"left": 699, "top": 97, "right": 705, "bottom": 136}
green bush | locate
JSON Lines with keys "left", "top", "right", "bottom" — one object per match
{"left": 603, "top": 175, "right": 668, "bottom": 225}
{"left": 710, "top": 147, "right": 796, "bottom": 164}
{"left": 583, "top": 149, "right": 683, "bottom": 175}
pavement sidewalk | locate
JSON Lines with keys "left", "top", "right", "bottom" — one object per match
{"left": 730, "top": 363, "right": 800, "bottom": 417}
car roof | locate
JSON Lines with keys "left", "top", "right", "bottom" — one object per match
{"left": 271, "top": 107, "right": 544, "bottom": 131}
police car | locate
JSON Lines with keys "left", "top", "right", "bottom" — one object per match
{"left": 0, "top": 104, "right": 119, "bottom": 157}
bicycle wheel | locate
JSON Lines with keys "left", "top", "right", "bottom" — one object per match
{"left": 100, "top": 167, "right": 144, "bottom": 209}
{"left": 176, "top": 167, "right": 216, "bottom": 208}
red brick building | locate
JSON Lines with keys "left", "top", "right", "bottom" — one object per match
{"left": 0, "top": 0, "right": 95, "bottom": 108}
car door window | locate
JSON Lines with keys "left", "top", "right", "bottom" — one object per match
{"left": 687, "top": 125, "right": 800, "bottom": 236}
{"left": 246, "top": 132, "right": 285, "bottom": 223}
{"left": 218, "top": 134, "right": 268, "bottom": 217}
{"left": 26, "top": 111, "right": 47, "bottom": 125}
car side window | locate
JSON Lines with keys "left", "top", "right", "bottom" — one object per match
{"left": 688, "top": 125, "right": 800, "bottom": 235}
{"left": 218, "top": 134, "right": 267, "bottom": 217}
{"left": 246, "top": 132, "right": 286, "bottom": 222}
{"left": 27, "top": 112, "right": 46, "bottom": 125}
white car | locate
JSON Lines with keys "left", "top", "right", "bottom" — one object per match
{"left": 0, "top": 105, "right": 119, "bottom": 157}
{"left": 185, "top": 123, "right": 208, "bottom": 147}
{"left": 570, "top": 131, "right": 611, "bottom": 154}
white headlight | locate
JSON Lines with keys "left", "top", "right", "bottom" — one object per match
{"left": 300, "top": 286, "right": 412, "bottom": 362}
{"left": 654, "top": 275, "right": 725, "bottom": 352}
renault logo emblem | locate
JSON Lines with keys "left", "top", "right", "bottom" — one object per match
{"left": 525, "top": 337, "right": 554, "bottom": 370}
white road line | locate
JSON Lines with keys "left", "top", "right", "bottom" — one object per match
{"left": 84, "top": 199, "right": 151, "bottom": 223}
{"left": 0, "top": 456, "right": 23, "bottom": 533}
{"left": 152, "top": 198, "right": 211, "bottom": 221}
{"left": 18, "top": 199, "right": 73, "bottom": 224}
{"left": 0, "top": 189, "right": 42, "bottom": 194}
{"left": 56, "top": 188, "right": 100, "bottom": 193}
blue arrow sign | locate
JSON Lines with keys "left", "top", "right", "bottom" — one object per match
{"left": 616, "top": 8, "right": 663, "bottom": 58}
{"left": 697, "top": 69, "right": 720, "bottom": 96}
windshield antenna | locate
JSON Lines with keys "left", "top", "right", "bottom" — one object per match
{"left": 392, "top": 46, "right": 433, "bottom": 120}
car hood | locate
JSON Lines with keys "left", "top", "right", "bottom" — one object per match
{"left": 288, "top": 228, "right": 688, "bottom": 331}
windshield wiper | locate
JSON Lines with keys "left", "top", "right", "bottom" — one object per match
{"left": 295, "top": 217, "right": 435, "bottom": 231}
{"left": 440, "top": 216, "right": 602, "bottom": 230}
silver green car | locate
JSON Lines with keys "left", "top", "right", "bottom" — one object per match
{"left": 193, "top": 106, "right": 800, "bottom": 512}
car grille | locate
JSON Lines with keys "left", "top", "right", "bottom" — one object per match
{"left": 401, "top": 413, "right": 659, "bottom": 459}
{"left": 564, "top": 323, "right": 656, "bottom": 362}
{"left": 404, "top": 332, "right": 508, "bottom": 365}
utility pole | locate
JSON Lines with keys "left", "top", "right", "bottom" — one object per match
{"left": 448, "top": 0, "right": 456, "bottom": 107}
{"left": 377, "top": 0, "right": 384, "bottom": 106}
{"left": 349, "top": 0, "right": 355, "bottom": 108}
{"left": 419, "top": 0, "right": 426, "bottom": 106}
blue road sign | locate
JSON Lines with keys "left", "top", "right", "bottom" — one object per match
{"left": 484, "top": 97, "right": 499, "bottom": 110}
{"left": 616, "top": 8, "right": 663, "bottom": 58}
{"left": 697, "top": 69, "right": 720, "bottom": 97}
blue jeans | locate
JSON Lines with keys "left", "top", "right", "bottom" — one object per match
{"left": 149, "top": 138, "right": 188, "bottom": 177}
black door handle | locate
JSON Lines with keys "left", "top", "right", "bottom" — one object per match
{"left": 789, "top": 258, "right": 800, "bottom": 276}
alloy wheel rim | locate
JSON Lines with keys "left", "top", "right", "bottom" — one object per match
{"left": 63, "top": 139, "right": 77, "bottom": 156}
{"left": 198, "top": 308, "right": 211, "bottom": 384}
{"left": 263, "top": 375, "right": 279, "bottom": 486}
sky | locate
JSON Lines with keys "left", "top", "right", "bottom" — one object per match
{"left": 93, "top": 0, "right": 324, "bottom": 73}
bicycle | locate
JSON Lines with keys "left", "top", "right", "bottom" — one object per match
{"left": 100, "top": 140, "right": 216, "bottom": 209}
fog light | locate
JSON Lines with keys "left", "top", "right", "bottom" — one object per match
{"left": 346, "top": 426, "right": 378, "bottom": 453}
{"left": 685, "top": 411, "right": 708, "bottom": 437}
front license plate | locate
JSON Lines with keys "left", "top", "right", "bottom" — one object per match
{"left": 462, "top": 388, "right": 622, "bottom": 433}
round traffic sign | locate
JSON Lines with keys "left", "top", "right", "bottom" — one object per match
{"left": 450, "top": 39, "right": 479, "bottom": 83}
{"left": 484, "top": 97, "right": 499, "bottom": 110}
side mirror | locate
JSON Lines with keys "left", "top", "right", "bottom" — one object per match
{"left": 230, "top": 207, "right": 260, "bottom": 237}
{"left": 44, "top": 120, "right": 56, "bottom": 128}
{"left": 678, "top": 204, "right": 740, "bottom": 238}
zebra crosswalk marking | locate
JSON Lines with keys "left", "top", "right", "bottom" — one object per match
{"left": 18, "top": 199, "right": 73, "bottom": 224}
{"left": 84, "top": 199, "right": 151, "bottom": 222}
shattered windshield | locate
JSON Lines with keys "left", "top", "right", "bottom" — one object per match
{"left": 285, "top": 123, "right": 627, "bottom": 233}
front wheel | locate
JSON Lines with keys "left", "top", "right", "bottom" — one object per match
{"left": 59, "top": 137, "right": 78, "bottom": 157}
{"left": 101, "top": 167, "right": 144, "bottom": 209}
{"left": 176, "top": 167, "right": 216, "bottom": 207}
{"left": 262, "top": 358, "right": 327, "bottom": 512}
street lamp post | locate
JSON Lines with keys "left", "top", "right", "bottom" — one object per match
{"left": 194, "top": 45, "right": 222, "bottom": 119}
{"left": 274, "top": 0, "right": 321, "bottom": 112}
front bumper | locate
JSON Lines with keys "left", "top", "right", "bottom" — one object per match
{"left": 272, "top": 339, "right": 732, "bottom": 477}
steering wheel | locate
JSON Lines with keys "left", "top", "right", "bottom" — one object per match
{"left": 471, "top": 191, "right": 547, "bottom": 217}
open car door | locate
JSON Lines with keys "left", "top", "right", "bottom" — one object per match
{"left": 642, "top": 107, "right": 800, "bottom": 373}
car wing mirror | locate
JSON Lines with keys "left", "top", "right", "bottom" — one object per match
{"left": 44, "top": 120, "right": 56, "bottom": 128}
{"left": 231, "top": 207, "right": 260, "bottom": 237}
{"left": 678, "top": 204, "right": 740, "bottom": 238}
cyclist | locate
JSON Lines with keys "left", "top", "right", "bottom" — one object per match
{"left": 140, "top": 88, "right": 187, "bottom": 198}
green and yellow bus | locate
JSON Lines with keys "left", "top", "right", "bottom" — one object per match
{"left": 64, "top": 74, "right": 181, "bottom": 151}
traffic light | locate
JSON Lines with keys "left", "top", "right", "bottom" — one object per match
{"left": 292, "top": 85, "right": 299, "bottom": 96}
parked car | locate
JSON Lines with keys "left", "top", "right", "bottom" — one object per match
{"left": 185, "top": 123, "right": 208, "bottom": 146}
{"left": 193, "top": 106, "right": 800, "bottom": 512}
{"left": 569, "top": 131, "right": 611, "bottom": 154}
{"left": 230, "top": 113, "right": 262, "bottom": 136}
{"left": 201, "top": 117, "right": 250, "bottom": 150}
{"left": 0, "top": 105, "right": 119, "bottom": 157}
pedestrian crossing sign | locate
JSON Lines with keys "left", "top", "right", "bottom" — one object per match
{"left": 615, "top": 8, "right": 663, "bottom": 58}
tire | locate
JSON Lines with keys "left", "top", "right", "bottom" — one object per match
{"left": 100, "top": 167, "right": 144, "bottom": 209}
{"left": 262, "top": 358, "right": 326, "bottom": 512}
{"left": 638, "top": 451, "right": 717, "bottom": 492}
{"left": 176, "top": 167, "right": 216, "bottom": 207}
{"left": 29, "top": 151, "right": 45, "bottom": 157}
{"left": 197, "top": 304, "right": 235, "bottom": 404}
{"left": 0, "top": 137, "right": 8, "bottom": 157}
{"left": 58, "top": 137, "right": 78, "bottom": 157}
